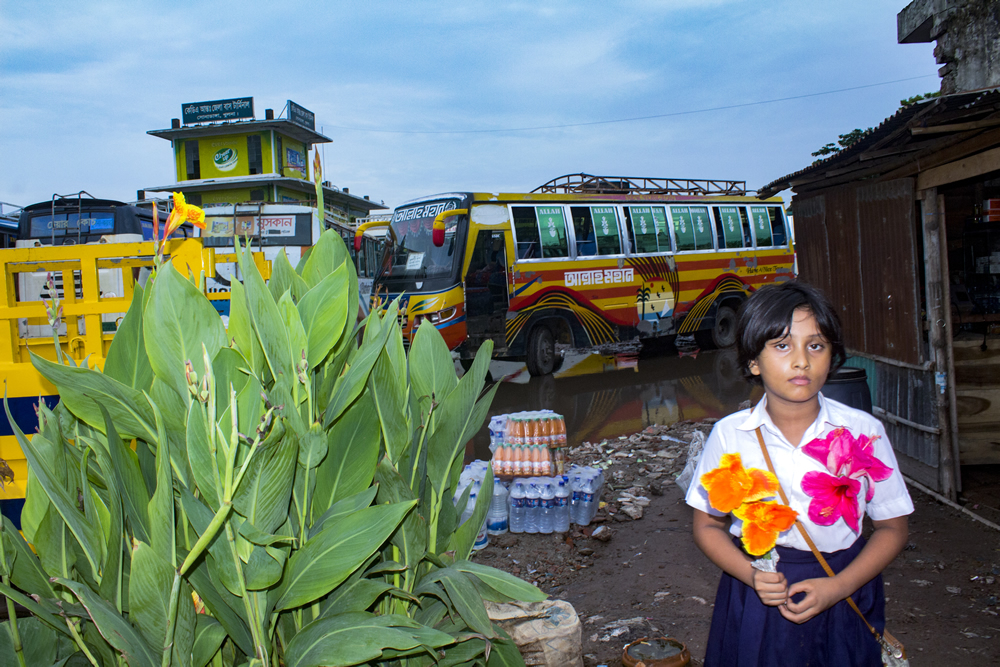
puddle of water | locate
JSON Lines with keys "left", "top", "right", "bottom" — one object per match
{"left": 471, "top": 348, "right": 763, "bottom": 460}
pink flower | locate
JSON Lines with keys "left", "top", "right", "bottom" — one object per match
{"left": 801, "top": 471, "right": 862, "bottom": 532}
{"left": 802, "top": 428, "right": 893, "bottom": 502}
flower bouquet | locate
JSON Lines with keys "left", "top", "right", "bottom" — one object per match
{"left": 700, "top": 453, "right": 797, "bottom": 571}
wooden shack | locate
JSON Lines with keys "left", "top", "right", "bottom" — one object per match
{"left": 759, "top": 88, "right": 1000, "bottom": 499}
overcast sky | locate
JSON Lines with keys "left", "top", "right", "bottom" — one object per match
{"left": 1, "top": 0, "right": 938, "bottom": 213}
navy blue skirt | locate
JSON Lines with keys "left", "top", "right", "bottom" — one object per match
{"left": 703, "top": 537, "right": 884, "bottom": 667}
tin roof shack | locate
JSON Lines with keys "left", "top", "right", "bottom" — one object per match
{"left": 760, "top": 88, "right": 1000, "bottom": 499}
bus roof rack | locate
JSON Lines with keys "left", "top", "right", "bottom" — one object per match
{"left": 532, "top": 173, "right": 747, "bottom": 196}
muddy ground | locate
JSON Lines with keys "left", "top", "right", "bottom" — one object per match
{"left": 472, "top": 420, "right": 1000, "bottom": 666}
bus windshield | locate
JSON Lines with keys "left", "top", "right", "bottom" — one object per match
{"left": 382, "top": 199, "right": 464, "bottom": 287}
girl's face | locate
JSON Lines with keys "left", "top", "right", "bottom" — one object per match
{"left": 748, "top": 307, "right": 832, "bottom": 409}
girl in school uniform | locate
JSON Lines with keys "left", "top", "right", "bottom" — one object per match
{"left": 685, "top": 282, "right": 914, "bottom": 667}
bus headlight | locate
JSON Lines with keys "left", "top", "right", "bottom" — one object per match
{"left": 414, "top": 307, "right": 457, "bottom": 327}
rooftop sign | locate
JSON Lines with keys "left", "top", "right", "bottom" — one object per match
{"left": 288, "top": 100, "right": 315, "bottom": 130}
{"left": 182, "top": 97, "right": 254, "bottom": 124}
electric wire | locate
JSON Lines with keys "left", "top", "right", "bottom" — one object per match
{"left": 325, "top": 74, "right": 938, "bottom": 135}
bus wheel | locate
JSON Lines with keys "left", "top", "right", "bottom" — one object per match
{"left": 526, "top": 326, "right": 556, "bottom": 376}
{"left": 711, "top": 305, "right": 738, "bottom": 348}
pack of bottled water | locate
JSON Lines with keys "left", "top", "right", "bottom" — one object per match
{"left": 566, "top": 465, "right": 604, "bottom": 526}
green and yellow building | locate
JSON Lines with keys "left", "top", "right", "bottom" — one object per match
{"left": 144, "top": 97, "right": 383, "bottom": 224}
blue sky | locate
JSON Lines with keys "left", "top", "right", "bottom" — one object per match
{"left": 1, "top": 0, "right": 938, "bottom": 212}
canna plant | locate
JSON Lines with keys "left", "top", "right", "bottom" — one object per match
{"left": 0, "top": 229, "right": 544, "bottom": 667}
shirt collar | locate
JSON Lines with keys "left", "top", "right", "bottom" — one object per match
{"left": 736, "top": 393, "right": 837, "bottom": 447}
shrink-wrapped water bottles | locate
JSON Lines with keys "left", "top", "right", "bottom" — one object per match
{"left": 539, "top": 480, "right": 555, "bottom": 534}
{"left": 524, "top": 480, "right": 540, "bottom": 534}
{"left": 554, "top": 477, "right": 571, "bottom": 533}
{"left": 508, "top": 481, "right": 526, "bottom": 533}
{"left": 487, "top": 478, "right": 509, "bottom": 535}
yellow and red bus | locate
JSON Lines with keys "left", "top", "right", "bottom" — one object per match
{"left": 364, "top": 174, "right": 794, "bottom": 375}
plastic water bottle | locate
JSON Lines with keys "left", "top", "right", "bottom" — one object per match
{"left": 524, "top": 480, "right": 540, "bottom": 534}
{"left": 570, "top": 474, "right": 584, "bottom": 525}
{"left": 509, "top": 481, "right": 526, "bottom": 533}
{"left": 576, "top": 475, "right": 595, "bottom": 526}
{"left": 554, "top": 478, "right": 571, "bottom": 532}
{"left": 487, "top": 478, "right": 509, "bottom": 535}
{"left": 539, "top": 480, "right": 555, "bottom": 534}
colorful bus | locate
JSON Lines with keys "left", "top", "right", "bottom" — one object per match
{"left": 364, "top": 174, "right": 794, "bottom": 375}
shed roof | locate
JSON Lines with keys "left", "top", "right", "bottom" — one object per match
{"left": 759, "top": 87, "right": 1000, "bottom": 198}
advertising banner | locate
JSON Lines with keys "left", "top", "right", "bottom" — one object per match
{"left": 749, "top": 207, "right": 773, "bottom": 247}
{"left": 591, "top": 206, "right": 621, "bottom": 254}
{"left": 182, "top": 97, "right": 254, "bottom": 124}
{"left": 718, "top": 206, "right": 744, "bottom": 248}
{"left": 689, "top": 206, "right": 714, "bottom": 250}
{"left": 536, "top": 207, "right": 568, "bottom": 258}
{"left": 628, "top": 206, "right": 659, "bottom": 253}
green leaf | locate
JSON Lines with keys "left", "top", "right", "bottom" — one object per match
{"left": 409, "top": 320, "right": 459, "bottom": 409}
{"left": 309, "top": 485, "right": 378, "bottom": 539}
{"left": 143, "top": 262, "right": 228, "bottom": 401}
{"left": 299, "top": 229, "right": 348, "bottom": 289}
{"left": 449, "top": 472, "right": 492, "bottom": 563}
{"left": 425, "top": 568, "right": 495, "bottom": 637}
{"left": 277, "top": 290, "right": 308, "bottom": 378}
{"left": 5, "top": 397, "right": 102, "bottom": 581}
{"left": 228, "top": 279, "right": 265, "bottom": 375}
{"left": 375, "top": 457, "right": 427, "bottom": 580}
{"left": 101, "top": 403, "right": 152, "bottom": 545}
{"left": 147, "top": 403, "right": 175, "bottom": 567}
{"left": 186, "top": 404, "right": 222, "bottom": 511}
{"left": 178, "top": 490, "right": 241, "bottom": 598}
{"left": 284, "top": 612, "right": 453, "bottom": 667}
{"left": 452, "top": 560, "right": 547, "bottom": 603}
{"left": 1, "top": 516, "right": 55, "bottom": 598}
{"left": 486, "top": 630, "right": 527, "bottom": 667}
{"left": 55, "top": 577, "right": 159, "bottom": 667}
{"left": 323, "top": 303, "right": 396, "bottom": 427}
{"left": 191, "top": 615, "right": 226, "bottom": 667}
{"left": 103, "top": 283, "right": 154, "bottom": 392}
{"left": 236, "top": 240, "right": 294, "bottom": 383}
{"left": 312, "top": 391, "right": 379, "bottom": 521}
{"left": 240, "top": 541, "right": 286, "bottom": 591}
{"left": 369, "top": 339, "right": 410, "bottom": 465}
{"left": 184, "top": 557, "right": 253, "bottom": 657}
{"left": 87, "top": 435, "right": 125, "bottom": 612}
{"left": 268, "top": 249, "right": 309, "bottom": 304}
{"left": 321, "top": 577, "right": 394, "bottom": 615}
{"left": 0, "top": 616, "right": 59, "bottom": 666}
{"left": 232, "top": 425, "right": 298, "bottom": 535}
{"left": 129, "top": 542, "right": 196, "bottom": 667}
{"left": 273, "top": 499, "right": 417, "bottom": 611}
{"left": 31, "top": 352, "right": 158, "bottom": 443}
{"left": 296, "top": 265, "right": 348, "bottom": 370}
{"left": 0, "top": 581, "right": 73, "bottom": 639}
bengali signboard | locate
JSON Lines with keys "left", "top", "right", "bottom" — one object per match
{"left": 288, "top": 100, "right": 315, "bottom": 130}
{"left": 182, "top": 97, "right": 254, "bottom": 124}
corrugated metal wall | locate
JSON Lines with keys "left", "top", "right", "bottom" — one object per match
{"left": 793, "top": 178, "right": 941, "bottom": 490}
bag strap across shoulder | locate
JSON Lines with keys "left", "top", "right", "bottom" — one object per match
{"left": 753, "top": 426, "right": 897, "bottom": 649}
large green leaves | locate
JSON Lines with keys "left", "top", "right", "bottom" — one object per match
{"left": 143, "top": 263, "right": 228, "bottom": 401}
{"left": 311, "top": 391, "right": 379, "bottom": 520}
{"left": 129, "top": 542, "right": 196, "bottom": 667}
{"left": 284, "top": 612, "right": 455, "bottom": 667}
{"left": 272, "top": 500, "right": 416, "bottom": 611}
{"left": 103, "top": 284, "right": 153, "bottom": 392}
{"left": 296, "top": 265, "right": 348, "bottom": 369}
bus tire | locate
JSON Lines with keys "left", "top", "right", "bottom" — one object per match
{"left": 526, "top": 325, "right": 556, "bottom": 376}
{"left": 711, "top": 305, "right": 738, "bottom": 348}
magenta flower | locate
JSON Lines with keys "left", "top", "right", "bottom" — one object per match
{"left": 802, "top": 428, "right": 893, "bottom": 502}
{"left": 801, "top": 471, "right": 863, "bottom": 531}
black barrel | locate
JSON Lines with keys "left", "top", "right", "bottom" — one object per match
{"left": 822, "top": 366, "right": 872, "bottom": 414}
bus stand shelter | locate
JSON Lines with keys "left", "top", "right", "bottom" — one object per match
{"left": 759, "top": 88, "right": 1000, "bottom": 500}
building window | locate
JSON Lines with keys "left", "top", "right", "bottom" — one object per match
{"left": 276, "top": 136, "right": 283, "bottom": 174}
{"left": 186, "top": 193, "right": 202, "bottom": 206}
{"left": 250, "top": 189, "right": 266, "bottom": 202}
{"left": 247, "top": 135, "right": 262, "bottom": 175}
{"left": 185, "top": 141, "right": 200, "bottom": 180}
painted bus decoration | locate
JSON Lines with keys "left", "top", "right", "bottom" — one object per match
{"left": 361, "top": 174, "right": 794, "bottom": 375}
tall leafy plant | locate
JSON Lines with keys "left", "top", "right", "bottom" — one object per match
{"left": 0, "top": 230, "right": 543, "bottom": 667}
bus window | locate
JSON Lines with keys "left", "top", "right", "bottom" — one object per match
{"left": 625, "top": 205, "right": 671, "bottom": 254}
{"left": 750, "top": 206, "right": 784, "bottom": 247}
{"left": 670, "top": 206, "right": 714, "bottom": 251}
{"left": 714, "top": 206, "right": 747, "bottom": 249}
{"left": 536, "top": 206, "right": 569, "bottom": 258}
{"left": 512, "top": 207, "right": 541, "bottom": 259}
{"left": 571, "top": 206, "right": 621, "bottom": 256}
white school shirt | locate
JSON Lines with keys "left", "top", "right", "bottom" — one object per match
{"left": 685, "top": 393, "right": 914, "bottom": 553}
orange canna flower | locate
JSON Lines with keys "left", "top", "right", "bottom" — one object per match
{"left": 699, "top": 453, "right": 778, "bottom": 514}
{"left": 733, "top": 500, "right": 799, "bottom": 556}
{"left": 164, "top": 192, "right": 206, "bottom": 237}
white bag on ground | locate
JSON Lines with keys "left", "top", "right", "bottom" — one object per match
{"left": 485, "top": 599, "right": 583, "bottom": 667}
{"left": 674, "top": 430, "right": 707, "bottom": 493}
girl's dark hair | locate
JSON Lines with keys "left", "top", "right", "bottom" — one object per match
{"left": 735, "top": 281, "right": 846, "bottom": 385}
